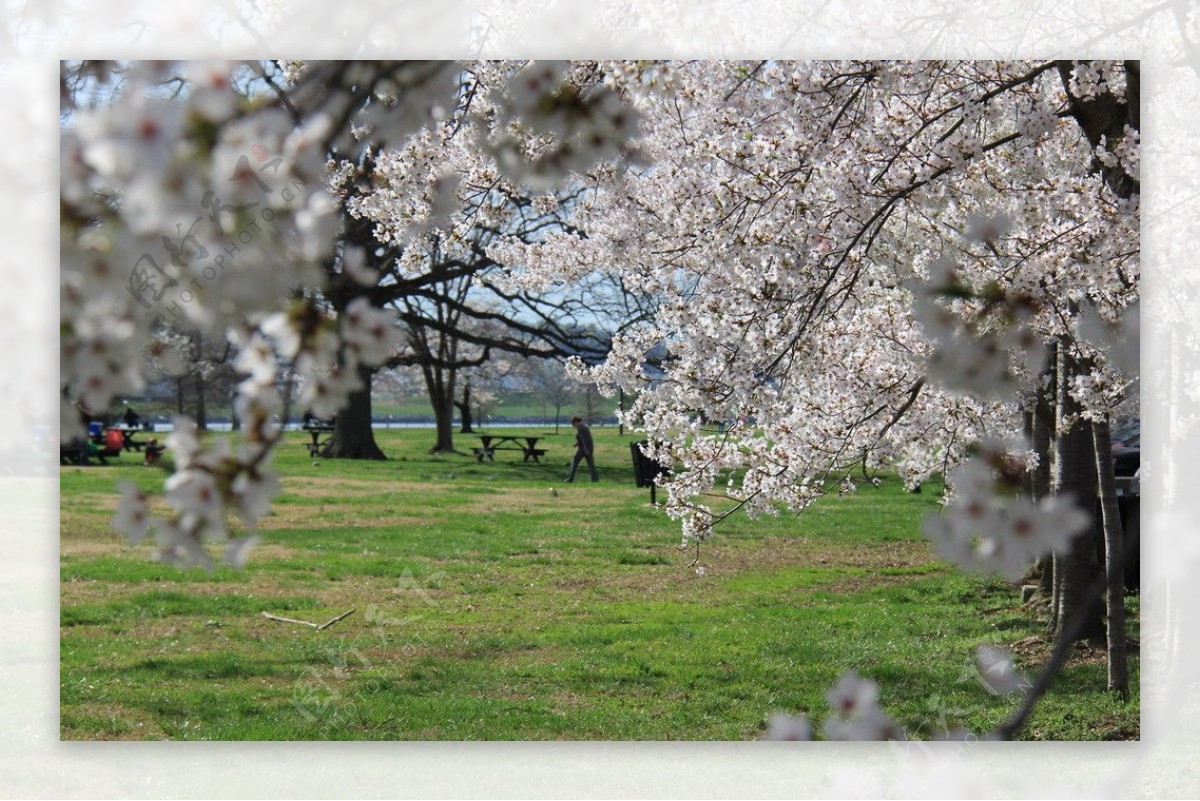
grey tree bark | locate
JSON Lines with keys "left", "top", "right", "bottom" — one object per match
{"left": 1091, "top": 416, "right": 1130, "bottom": 700}
{"left": 1050, "top": 345, "right": 1105, "bottom": 643}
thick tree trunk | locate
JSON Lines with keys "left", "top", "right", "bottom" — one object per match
{"left": 1092, "top": 416, "right": 1130, "bottom": 700}
{"left": 431, "top": 393, "right": 456, "bottom": 452}
{"left": 422, "top": 364, "right": 457, "bottom": 453}
{"left": 1050, "top": 345, "right": 1104, "bottom": 642}
{"left": 323, "top": 363, "right": 387, "bottom": 460}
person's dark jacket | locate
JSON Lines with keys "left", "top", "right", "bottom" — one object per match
{"left": 575, "top": 423, "right": 594, "bottom": 456}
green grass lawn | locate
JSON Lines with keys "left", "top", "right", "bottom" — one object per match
{"left": 59, "top": 426, "right": 1139, "bottom": 740}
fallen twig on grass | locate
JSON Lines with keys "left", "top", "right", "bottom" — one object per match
{"left": 317, "top": 608, "right": 356, "bottom": 630}
{"left": 261, "top": 609, "right": 356, "bottom": 630}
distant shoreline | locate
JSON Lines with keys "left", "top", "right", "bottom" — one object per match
{"left": 139, "top": 417, "right": 621, "bottom": 432}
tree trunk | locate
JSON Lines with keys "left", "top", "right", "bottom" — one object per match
{"left": 456, "top": 380, "right": 474, "bottom": 434}
{"left": 618, "top": 388, "right": 625, "bottom": 437}
{"left": 1050, "top": 345, "right": 1104, "bottom": 642}
{"left": 1032, "top": 346, "right": 1056, "bottom": 598}
{"left": 195, "top": 371, "right": 208, "bottom": 430}
{"left": 431, "top": 393, "right": 456, "bottom": 452}
{"left": 322, "top": 363, "right": 387, "bottom": 460}
{"left": 423, "top": 364, "right": 457, "bottom": 453}
{"left": 1091, "top": 415, "right": 1130, "bottom": 700}
{"left": 229, "top": 384, "right": 241, "bottom": 432}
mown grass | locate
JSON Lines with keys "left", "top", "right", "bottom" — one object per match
{"left": 60, "top": 426, "right": 1139, "bottom": 740}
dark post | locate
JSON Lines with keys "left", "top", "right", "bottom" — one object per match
{"left": 630, "top": 440, "right": 669, "bottom": 505}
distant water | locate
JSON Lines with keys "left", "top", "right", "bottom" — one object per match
{"left": 144, "top": 419, "right": 607, "bottom": 433}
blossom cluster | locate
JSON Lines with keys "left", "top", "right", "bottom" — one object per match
{"left": 922, "top": 441, "right": 1090, "bottom": 580}
{"left": 488, "top": 60, "right": 642, "bottom": 188}
{"left": 764, "top": 672, "right": 904, "bottom": 741}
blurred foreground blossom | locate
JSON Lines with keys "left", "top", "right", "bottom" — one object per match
{"left": 974, "top": 645, "right": 1030, "bottom": 696}
{"left": 923, "top": 450, "right": 1090, "bottom": 580}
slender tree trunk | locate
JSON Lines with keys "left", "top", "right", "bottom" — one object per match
{"left": 1050, "top": 344, "right": 1105, "bottom": 642}
{"left": 1092, "top": 415, "right": 1130, "bottom": 700}
{"left": 280, "top": 369, "right": 296, "bottom": 425}
{"left": 195, "top": 371, "right": 208, "bottom": 430}
{"left": 456, "top": 380, "right": 474, "bottom": 433}
{"left": 1032, "top": 346, "right": 1056, "bottom": 598}
{"left": 618, "top": 388, "right": 625, "bottom": 437}
{"left": 229, "top": 383, "right": 241, "bottom": 432}
{"left": 323, "top": 363, "right": 387, "bottom": 460}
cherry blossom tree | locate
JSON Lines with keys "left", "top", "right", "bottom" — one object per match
{"left": 488, "top": 60, "right": 1139, "bottom": 685}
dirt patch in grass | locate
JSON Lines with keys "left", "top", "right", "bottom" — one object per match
{"left": 493, "top": 645, "right": 567, "bottom": 670}
{"left": 61, "top": 538, "right": 128, "bottom": 558}
{"left": 283, "top": 476, "right": 395, "bottom": 491}
{"left": 462, "top": 487, "right": 592, "bottom": 515}
{"left": 529, "top": 537, "right": 939, "bottom": 598}
{"left": 62, "top": 491, "right": 123, "bottom": 510}
{"left": 257, "top": 509, "right": 438, "bottom": 531}
{"left": 707, "top": 536, "right": 936, "bottom": 573}
{"left": 60, "top": 701, "right": 169, "bottom": 740}
{"left": 1008, "top": 634, "right": 1140, "bottom": 672}
{"left": 283, "top": 477, "right": 460, "bottom": 495}
{"left": 62, "top": 539, "right": 299, "bottom": 562}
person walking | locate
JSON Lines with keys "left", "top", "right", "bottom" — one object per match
{"left": 564, "top": 416, "right": 599, "bottom": 483}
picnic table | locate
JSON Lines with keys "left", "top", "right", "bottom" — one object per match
{"left": 302, "top": 419, "right": 335, "bottom": 457}
{"left": 110, "top": 426, "right": 145, "bottom": 451}
{"left": 473, "top": 434, "right": 547, "bottom": 463}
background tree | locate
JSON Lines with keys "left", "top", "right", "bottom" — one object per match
{"left": 296, "top": 61, "right": 652, "bottom": 456}
{"left": 523, "top": 357, "right": 579, "bottom": 432}
{"left": 455, "top": 377, "right": 474, "bottom": 433}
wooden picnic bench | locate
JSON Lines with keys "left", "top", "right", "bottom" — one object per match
{"left": 473, "top": 435, "right": 547, "bottom": 463}
{"left": 302, "top": 420, "right": 335, "bottom": 456}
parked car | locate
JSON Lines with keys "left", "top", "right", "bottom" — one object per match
{"left": 1110, "top": 426, "right": 1140, "bottom": 592}
{"left": 1110, "top": 418, "right": 1140, "bottom": 446}
{"left": 1112, "top": 432, "right": 1140, "bottom": 479}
